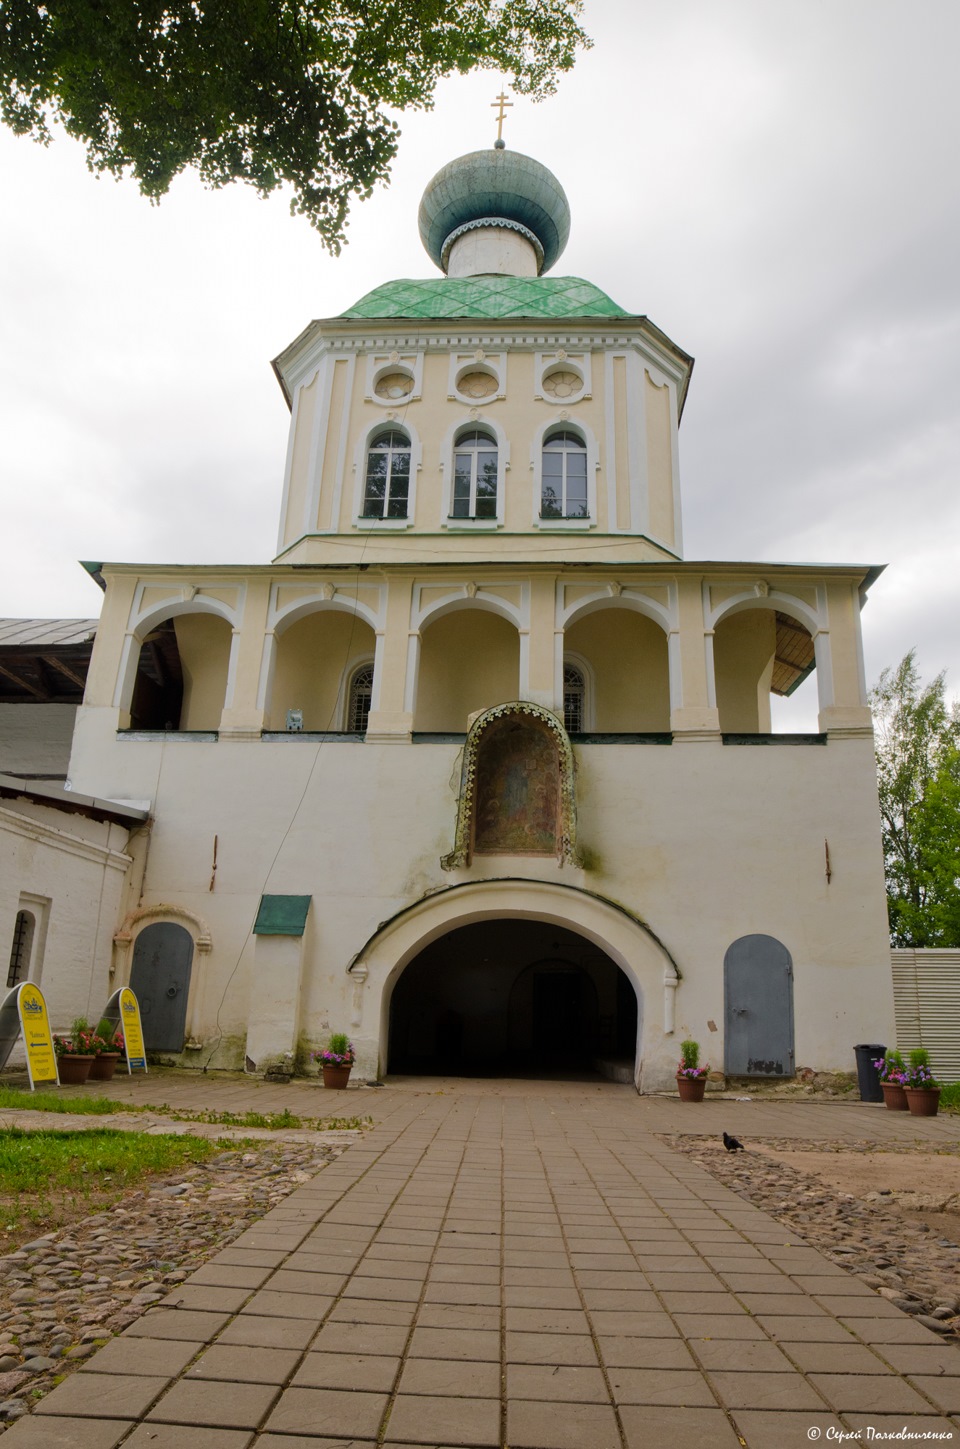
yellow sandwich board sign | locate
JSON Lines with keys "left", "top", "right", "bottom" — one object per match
{"left": 100, "top": 987, "right": 148, "bottom": 1073}
{"left": 0, "top": 983, "right": 58, "bottom": 1088}
{"left": 19, "top": 985, "right": 58, "bottom": 1086}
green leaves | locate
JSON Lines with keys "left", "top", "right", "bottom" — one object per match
{"left": 0, "top": 0, "right": 590, "bottom": 248}
{"left": 871, "top": 650, "right": 960, "bottom": 947}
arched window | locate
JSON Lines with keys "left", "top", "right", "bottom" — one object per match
{"left": 363, "top": 430, "right": 411, "bottom": 519}
{"left": 347, "top": 663, "right": 374, "bottom": 733}
{"left": 541, "top": 430, "right": 588, "bottom": 519}
{"left": 7, "top": 910, "right": 34, "bottom": 988}
{"left": 452, "top": 429, "right": 498, "bottom": 520}
{"left": 563, "top": 664, "right": 586, "bottom": 733}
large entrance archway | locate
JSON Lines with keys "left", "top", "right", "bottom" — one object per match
{"left": 350, "top": 879, "right": 681, "bottom": 1091}
{"left": 388, "top": 919, "right": 638, "bottom": 1078}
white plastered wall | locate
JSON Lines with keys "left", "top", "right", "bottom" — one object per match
{"left": 63, "top": 706, "right": 893, "bottom": 1084}
{"left": 0, "top": 797, "right": 136, "bottom": 1033}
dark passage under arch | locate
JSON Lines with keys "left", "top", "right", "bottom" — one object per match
{"left": 388, "top": 918, "right": 637, "bottom": 1079}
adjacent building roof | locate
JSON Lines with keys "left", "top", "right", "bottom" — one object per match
{"left": 0, "top": 619, "right": 97, "bottom": 647}
{"left": 342, "top": 275, "right": 629, "bottom": 321}
{"left": 0, "top": 773, "right": 147, "bottom": 826}
{"left": 0, "top": 619, "right": 97, "bottom": 704}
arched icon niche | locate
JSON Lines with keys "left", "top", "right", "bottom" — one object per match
{"left": 442, "top": 702, "right": 579, "bottom": 869}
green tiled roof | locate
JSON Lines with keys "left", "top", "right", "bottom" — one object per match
{"left": 343, "top": 275, "right": 629, "bottom": 321}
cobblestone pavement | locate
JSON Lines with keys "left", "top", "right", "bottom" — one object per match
{"left": 1, "top": 1073, "right": 959, "bottom": 1448}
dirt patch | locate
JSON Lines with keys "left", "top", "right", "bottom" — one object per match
{"left": 752, "top": 1146, "right": 960, "bottom": 1221}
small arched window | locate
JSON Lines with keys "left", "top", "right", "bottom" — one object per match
{"left": 452, "top": 429, "right": 498, "bottom": 520}
{"left": 541, "top": 430, "right": 588, "bottom": 520}
{"left": 563, "top": 664, "right": 586, "bottom": 733}
{"left": 7, "top": 910, "right": 34, "bottom": 989}
{"left": 347, "top": 664, "right": 374, "bottom": 733}
{"left": 363, "top": 430, "right": 411, "bottom": 519}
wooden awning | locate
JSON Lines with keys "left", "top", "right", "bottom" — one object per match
{"left": 772, "top": 612, "right": 816, "bottom": 696}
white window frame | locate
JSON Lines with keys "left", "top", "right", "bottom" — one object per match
{"left": 364, "top": 350, "right": 424, "bottom": 403}
{"left": 533, "top": 421, "right": 597, "bottom": 529}
{"left": 447, "top": 351, "right": 507, "bottom": 405}
{"left": 343, "top": 658, "right": 376, "bottom": 733}
{"left": 534, "top": 351, "right": 592, "bottom": 402}
{"left": 352, "top": 421, "right": 421, "bottom": 529}
{"left": 7, "top": 894, "right": 50, "bottom": 987}
{"left": 441, "top": 418, "right": 508, "bottom": 529}
{"left": 562, "top": 652, "right": 595, "bottom": 732}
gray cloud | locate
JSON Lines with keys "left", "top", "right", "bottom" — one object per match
{"left": 1, "top": 0, "right": 958, "bottom": 727}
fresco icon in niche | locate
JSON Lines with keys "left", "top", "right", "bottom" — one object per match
{"left": 473, "top": 718, "right": 560, "bottom": 855}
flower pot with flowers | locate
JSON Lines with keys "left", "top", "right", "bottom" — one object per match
{"left": 53, "top": 1018, "right": 101, "bottom": 1085}
{"left": 89, "top": 1021, "right": 125, "bottom": 1081}
{"left": 677, "top": 1040, "right": 710, "bottom": 1102}
{"left": 874, "top": 1050, "right": 909, "bottom": 1111}
{"left": 315, "top": 1034, "right": 355, "bottom": 1089}
{"left": 903, "top": 1048, "right": 941, "bottom": 1117}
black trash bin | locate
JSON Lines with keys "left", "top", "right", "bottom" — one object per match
{"left": 853, "top": 1043, "right": 886, "bottom": 1102}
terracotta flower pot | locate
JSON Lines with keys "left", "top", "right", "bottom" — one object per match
{"left": 676, "top": 1074, "right": 706, "bottom": 1102}
{"left": 321, "top": 1065, "right": 352, "bottom": 1090}
{"left": 89, "top": 1053, "right": 122, "bottom": 1082}
{"left": 904, "top": 1086, "right": 941, "bottom": 1117}
{"left": 880, "top": 1081, "right": 908, "bottom": 1111}
{"left": 57, "top": 1054, "right": 95, "bottom": 1086}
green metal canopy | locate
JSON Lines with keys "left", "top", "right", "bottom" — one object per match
{"left": 253, "top": 895, "right": 312, "bottom": 937}
{"left": 342, "top": 275, "right": 629, "bottom": 322}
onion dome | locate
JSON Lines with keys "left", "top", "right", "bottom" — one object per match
{"left": 418, "top": 147, "right": 571, "bottom": 277}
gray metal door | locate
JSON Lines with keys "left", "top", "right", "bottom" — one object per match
{"left": 129, "top": 923, "right": 193, "bottom": 1051}
{"left": 724, "top": 934, "right": 794, "bottom": 1076}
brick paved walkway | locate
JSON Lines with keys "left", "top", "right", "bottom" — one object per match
{"left": 4, "top": 1079, "right": 960, "bottom": 1449}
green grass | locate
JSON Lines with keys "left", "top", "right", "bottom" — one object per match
{"left": 147, "top": 1106, "right": 373, "bottom": 1132}
{"left": 0, "top": 1085, "right": 374, "bottom": 1134}
{"left": 0, "top": 1084, "right": 144, "bottom": 1115}
{"left": 0, "top": 1127, "right": 216, "bottom": 1191}
{"left": 155, "top": 1106, "right": 305, "bottom": 1129}
{"left": 0, "top": 1127, "right": 219, "bottom": 1240}
{"left": 939, "top": 1082, "right": 960, "bottom": 1111}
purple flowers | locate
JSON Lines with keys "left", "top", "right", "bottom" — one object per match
{"left": 877, "top": 1048, "right": 939, "bottom": 1089}
{"left": 678, "top": 1038, "right": 709, "bottom": 1078}
{"left": 313, "top": 1034, "right": 355, "bottom": 1068}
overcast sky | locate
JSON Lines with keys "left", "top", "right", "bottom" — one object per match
{"left": 2, "top": 0, "right": 958, "bottom": 729}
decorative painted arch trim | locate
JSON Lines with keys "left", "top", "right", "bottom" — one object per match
{"left": 269, "top": 588, "right": 384, "bottom": 635}
{"left": 440, "top": 701, "right": 580, "bottom": 871}
{"left": 413, "top": 583, "right": 525, "bottom": 633}
{"left": 707, "top": 586, "right": 824, "bottom": 637}
{"left": 560, "top": 584, "right": 676, "bottom": 634}
{"left": 347, "top": 877, "right": 681, "bottom": 983}
{"left": 130, "top": 587, "right": 242, "bottom": 639}
{"left": 114, "top": 903, "right": 213, "bottom": 954}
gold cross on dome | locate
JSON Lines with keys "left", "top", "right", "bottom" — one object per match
{"left": 491, "top": 89, "right": 513, "bottom": 142}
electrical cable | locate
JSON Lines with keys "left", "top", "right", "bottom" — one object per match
{"left": 200, "top": 332, "right": 423, "bottom": 1070}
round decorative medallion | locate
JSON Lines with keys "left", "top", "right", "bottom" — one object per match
{"left": 542, "top": 368, "right": 582, "bottom": 401}
{"left": 374, "top": 371, "right": 413, "bottom": 401}
{"left": 457, "top": 370, "right": 498, "bottom": 399}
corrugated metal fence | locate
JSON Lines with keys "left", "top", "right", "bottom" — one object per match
{"left": 891, "top": 949, "right": 960, "bottom": 1083}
